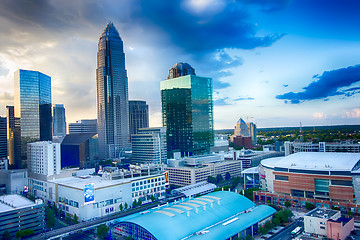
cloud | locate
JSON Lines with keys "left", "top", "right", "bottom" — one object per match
{"left": 0, "top": 92, "right": 13, "bottom": 101}
{"left": 344, "top": 108, "right": 360, "bottom": 118}
{"left": 313, "top": 112, "right": 327, "bottom": 120}
{"left": 276, "top": 64, "right": 360, "bottom": 104}
{"left": 283, "top": 84, "right": 288, "bottom": 87}
{"left": 214, "top": 97, "right": 231, "bottom": 106}
{"left": 234, "top": 97, "right": 255, "bottom": 101}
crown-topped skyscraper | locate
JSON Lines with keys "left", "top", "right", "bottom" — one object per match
{"left": 96, "top": 22, "right": 129, "bottom": 159}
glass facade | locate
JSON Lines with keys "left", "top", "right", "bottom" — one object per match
{"left": 6, "top": 106, "right": 21, "bottom": 167}
{"left": 161, "top": 71, "right": 214, "bottom": 157}
{"left": 52, "top": 104, "right": 66, "bottom": 137}
{"left": 96, "top": 22, "right": 129, "bottom": 159}
{"left": 129, "top": 100, "right": 149, "bottom": 137}
{"left": 14, "top": 70, "right": 52, "bottom": 164}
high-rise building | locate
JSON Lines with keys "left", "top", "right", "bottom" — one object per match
{"left": 27, "top": 141, "right": 60, "bottom": 176}
{"left": 6, "top": 106, "right": 21, "bottom": 168}
{"left": 129, "top": 100, "right": 149, "bottom": 138}
{"left": 234, "top": 118, "right": 249, "bottom": 137}
{"left": 52, "top": 104, "right": 66, "bottom": 138}
{"left": 161, "top": 62, "right": 214, "bottom": 157}
{"left": 14, "top": 69, "right": 52, "bottom": 163}
{"left": 0, "top": 117, "right": 7, "bottom": 159}
{"left": 68, "top": 119, "right": 97, "bottom": 134}
{"left": 246, "top": 122, "right": 257, "bottom": 145}
{"left": 96, "top": 22, "right": 129, "bottom": 159}
{"left": 131, "top": 127, "right": 167, "bottom": 164}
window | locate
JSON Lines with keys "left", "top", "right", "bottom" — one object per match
{"left": 331, "top": 180, "right": 352, "bottom": 186}
{"left": 275, "top": 175, "right": 288, "bottom": 181}
{"left": 320, "top": 226, "right": 325, "bottom": 229}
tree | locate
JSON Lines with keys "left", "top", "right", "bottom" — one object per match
{"left": 264, "top": 220, "right": 274, "bottom": 230}
{"left": 52, "top": 202, "right": 58, "bottom": 216}
{"left": 245, "top": 234, "right": 253, "bottom": 240}
{"left": 207, "top": 176, "right": 217, "bottom": 184}
{"left": 124, "top": 202, "right": 128, "bottom": 210}
{"left": 216, "top": 174, "right": 223, "bottom": 183}
{"left": 133, "top": 199, "right": 137, "bottom": 207}
{"left": 258, "top": 226, "right": 268, "bottom": 235}
{"left": 272, "top": 217, "right": 281, "bottom": 226}
{"left": 45, "top": 206, "right": 55, "bottom": 228}
{"left": 243, "top": 188, "right": 260, "bottom": 200}
{"left": 97, "top": 224, "right": 109, "bottom": 239}
{"left": 15, "top": 229, "right": 34, "bottom": 239}
{"left": 225, "top": 172, "right": 231, "bottom": 181}
{"left": 305, "top": 202, "right": 315, "bottom": 210}
{"left": 2, "top": 230, "right": 11, "bottom": 240}
{"left": 73, "top": 214, "right": 79, "bottom": 224}
{"left": 284, "top": 201, "right": 291, "bottom": 207}
{"left": 150, "top": 195, "right": 155, "bottom": 202}
{"left": 138, "top": 198, "right": 142, "bottom": 206}
{"left": 231, "top": 177, "right": 242, "bottom": 188}
{"left": 119, "top": 203, "right": 123, "bottom": 211}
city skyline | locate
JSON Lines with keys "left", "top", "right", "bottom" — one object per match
{"left": 0, "top": 1, "right": 359, "bottom": 129}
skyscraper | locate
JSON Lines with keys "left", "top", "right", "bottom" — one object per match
{"left": 52, "top": 104, "right": 66, "bottom": 138}
{"left": 68, "top": 119, "right": 97, "bottom": 135}
{"left": 0, "top": 116, "right": 7, "bottom": 159}
{"left": 6, "top": 106, "right": 21, "bottom": 168}
{"left": 14, "top": 69, "right": 52, "bottom": 163}
{"left": 129, "top": 100, "right": 149, "bottom": 137}
{"left": 161, "top": 62, "right": 214, "bottom": 157}
{"left": 96, "top": 22, "right": 129, "bottom": 159}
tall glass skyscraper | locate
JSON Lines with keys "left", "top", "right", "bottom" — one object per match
{"left": 96, "top": 22, "right": 129, "bottom": 159}
{"left": 129, "top": 100, "right": 149, "bottom": 137}
{"left": 52, "top": 104, "right": 66, "bottom": 138}
{"left": 161, "top": 63, "right": 214, "bottom": 157}
{"left": 14, "top": 69, "right": 52, "bottom": 164}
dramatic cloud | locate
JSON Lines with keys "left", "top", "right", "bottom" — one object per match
{"left": 276, "top": 65, "right": 360, "bottom": 104}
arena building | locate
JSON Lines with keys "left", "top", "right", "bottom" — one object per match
{"left": 111, "top": 191, "right": 276, "bottom": 240}
{"left": 255, "top": 152, "right": 360, "bottom": 213}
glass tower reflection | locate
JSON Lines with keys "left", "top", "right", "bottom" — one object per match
{"left": 96, "top": 22, "right": 129, "bottom": 159}
{"left": 161, "top": 63, "right": 214, "bottom": 157}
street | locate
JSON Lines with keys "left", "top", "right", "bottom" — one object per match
{"left": 268, "top": 217, "right": 304, "bottom": 240}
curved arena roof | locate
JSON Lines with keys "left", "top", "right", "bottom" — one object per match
{"left": 261, "top": 152, "right": 360, "bottom": 171}
{"left": 113, "top": 191, "right": 276, "bottom": 240}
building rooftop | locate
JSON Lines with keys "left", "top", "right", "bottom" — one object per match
{"left": 242, "top": 166, "right": 259, "bottom": 174}
{"left": 306, "top": 208, "right": 339, "bottom": 219}
{"left": 172, "top": 181, "right": 216, "bottom": 197}
{"left": 0, "top": 195, "right": 39, "bottom": 213}
{"left": 61, "top": 133, "right": 96, "bottom": 145}
{"left": 261, "top": 152, "right": 360, "bottom": 171}
{"left": 114, "top": 191, "right": 276, "bottom": 240}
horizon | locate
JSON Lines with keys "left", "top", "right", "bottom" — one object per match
{"left": 0, "top": 1, "right": 359, "bottom": 129}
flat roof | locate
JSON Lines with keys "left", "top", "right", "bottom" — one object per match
{"left": 261, "top": 152, "right": 360, "bottom": 171}
{"left": 0, "top": 195, "right": 38, "bottom": 213}
{"left": 242, "top": 167, "right": 259, "bottom": 174}
{"left": 306, "top": 208, "right": 339, "bottom": 219}
{"left": 114, "top": 191, "right": 276, "bottom": 240}
{"left": 49, "top": 173, "right": 163, "bottom": 190}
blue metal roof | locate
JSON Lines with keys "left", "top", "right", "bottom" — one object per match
{"left": 113, "top": 191, "right": 276, "bottom": 240}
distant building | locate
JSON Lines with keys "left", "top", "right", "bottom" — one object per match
{"left": 6, "top": 106, "right": 21, "bottom": 168}
{"left": 0, "top": 195, "right": 44, "bottom": 238}
{"left": 284, "top": 141, "right": 360, "bottom": 156}
{"left": 171, "top": 181, "right": 216, "bottom": 198}
{"left": 0, "top": 159, "right": 8, "bottom": 171}
{"left": 247, "top": 122, "right": 257, "bottom": 145}
{"left": 27, "top": 141, "right": 61, "bottom": 176}
{"left": 112, "top": 191, "right": 276, "bottom": 240}
{"left": 161, "top": 62, "right": 214, "bottom": 157}
{"left": 0, "top": 117, "right": 6, "bottom": 159}
{"left": 233, "top": 118, "right": 249, "bottom": 137}
{"left": 68, "top": 119, "right": 97, "bottom": 134}
{"left": 232, "top": 136, "right": 253, "bottom": 149}
{"left": 61, "top": 133, "right": 99, "bottom": 169}
{"left": 165, "top": 154, "right": 242, "bottom": 187}
{"left": 52, "top": 104, "right": 66, "bottom": 138}
{"left": 304, "top": 208, "right": 354, "bottom": 240}
{"left": 131, "top": 127, "right": 167, "bottom": 164}
{"left": 231, "top": 118, "right": 257, "bottom": 148}
{"left": 129, "top": 100, "right": 149, "bottom": 138}
{"left": 210, "top": 134, "right": 229, "bottom": 153}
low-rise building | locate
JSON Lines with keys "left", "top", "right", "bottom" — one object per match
{"left": 304, "top": 208, "right": 354, "bottom": 240}
{"left": 171, "top": 181, "right": 216, "bottom": 198}
{"left": 27, "top": 141, "right": 61, "bottom": 176}
{"left": 0, "top": 169, "right": 28, "bottom": 194}
{"left": 0, "top": 195, "right": 45, "bottom": 238}
{"left": 166, "top": 154, "right": 242, "bottom": 187}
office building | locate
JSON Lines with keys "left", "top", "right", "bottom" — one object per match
{"left": 0, "top": 117, "right": 6, "bottom": 159}
{"left": 0, "top": 159, "right": 8, "bottom": 171}
{"left": 112, "top": 191, "right": 276, "bottom": 240}
{"left": 161, "top": 62, "right": 214, "bottom": 157}
{"left": 96, "top": 22, "right": 129, "bottom": 159}
{"left": 68, "top": 119, "right": 97, "bottom": 134}
{"left": 131, "top": 127, "right": 167, "bottom": 164}
{"left": 6, "top": 106, "right": 21, "bottom": 168}
{"left": 61, "top": 133, "right": 99, "bottom": 168}
{"left": 165, "top": 154, "right": 242, "bottom": 187}
{"left": 233, "top": 118, "right": 249, "bottom": 137}
{"left": 247, "top": 122, "right": 257, "bottom": 145}
{"left": 129, "top": 100, "right": 149, "bottom": 138}
{"left": 284, "top": 141, "right": 360, "bottom": 156}
{"left": 27, "top": 141, "right": 60, "bottom": 176}
{"left": 0, "top": 195, "right": 44, "bottom": 238}
{"left": 52, "top": 104, "right": 66, "bottom": 138}
{"left": 14, "top": 69, "right": 52, "bottom": 163}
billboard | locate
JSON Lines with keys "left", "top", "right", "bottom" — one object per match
{"left": 84, "top": 183, "right": 95, "bottom": 205}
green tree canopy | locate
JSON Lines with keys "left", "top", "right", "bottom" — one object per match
{"left": 97, "top": 224, "right": 109, "bottom": 239}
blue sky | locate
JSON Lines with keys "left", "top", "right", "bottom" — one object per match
{"left": 0, "top": 0, "right": 359, "bottom": 129}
